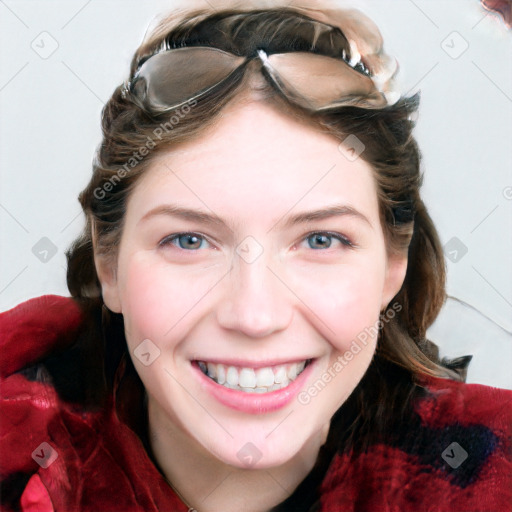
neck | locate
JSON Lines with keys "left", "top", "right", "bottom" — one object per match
{"left": 147, "top": 399, "right": 328, "bottom": 512}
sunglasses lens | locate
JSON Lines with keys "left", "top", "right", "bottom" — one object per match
{"left": 265, "top": 52, "right": 386, "bottom": 110}
{"left": 131, "top": 47, "right": 246, "bottom": 112}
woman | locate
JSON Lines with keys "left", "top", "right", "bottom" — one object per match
{"left": 1, "top": 3, "right": 510, "bottom": 511}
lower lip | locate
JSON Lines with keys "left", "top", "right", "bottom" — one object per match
{"left": 192, "top": 360, "right": 315, "bottom": 414}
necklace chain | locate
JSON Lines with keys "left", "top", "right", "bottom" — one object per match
{"left": 165, "top": 476, "right": 197, "bottom": 512}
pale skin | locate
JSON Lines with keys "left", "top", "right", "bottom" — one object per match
{"left": 94, "top": 97, "right": 408, "bottom": 512}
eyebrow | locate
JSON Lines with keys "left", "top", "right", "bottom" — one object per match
{"left": 138, "top": 203, "right": 372, "bottom": 230}
{"left": 138, "top": 204, "right": 227, "bottom": 228}
{"left": 281, "top": 204, "right": 372, "bottom": 230}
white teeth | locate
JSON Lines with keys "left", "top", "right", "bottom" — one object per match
{"left": 226, "top": 366, "right": 239, "bottom": 386}
{"left": 207, "top": 362, "right": 217, "bottom": 379}
{"left": 197, "top": 359, "right": 310, "bottom": 394}
{"left": 256, "top": 367, "right": 274, "bottom": 387}
{"left": 216, "top": 365, "right": 226, "bottom": 385}
{"left": 239, "top": 368, "right": 256, "bottom": 388}
{"left": 287, "top": 364, "right": 297, "bottom": 380}
{"left": 274, "top": 366, "right": 287, "bottom": 384}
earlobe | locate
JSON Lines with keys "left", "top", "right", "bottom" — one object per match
{"left": 381, "top": 254, "right": 408, "bottom": 311}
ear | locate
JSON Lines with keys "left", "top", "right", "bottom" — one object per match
{"left": 91, "top": 220, "right": 122, "bottom": 313}
{"left": 381, "top": 253, "right": 408, "bottom": 311}
{"left": 95, "top": 255, "right": 122, "bottom": 313}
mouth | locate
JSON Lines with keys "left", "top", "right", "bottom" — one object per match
{"left": 194, "top": 359, "right": 313, "bottom": 394}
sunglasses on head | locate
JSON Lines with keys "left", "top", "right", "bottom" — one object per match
{"left": 124, "top": 20, "right": 394, "bottom": 114}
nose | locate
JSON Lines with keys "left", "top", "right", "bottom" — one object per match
{"left": 215, "top": 253, "right": 293, "bottom": 338}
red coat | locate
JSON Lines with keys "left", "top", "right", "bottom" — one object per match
{"left": 1, "top": 295, "right": 511, "bottom": 511}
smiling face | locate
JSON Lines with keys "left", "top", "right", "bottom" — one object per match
{"left": 96, "top": 99, "right": 407, "bottom": 470}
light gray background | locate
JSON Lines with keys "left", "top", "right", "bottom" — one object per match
{"left": 1, "top": 0, "right": 511, "bottom": 389}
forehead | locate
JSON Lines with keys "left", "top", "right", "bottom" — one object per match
{"left": 127, "top": 100, "right": 379, "bottom": 225}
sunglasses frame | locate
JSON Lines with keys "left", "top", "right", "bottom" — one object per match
{"left": 126, "top": 43, "right": 388, "bottom": 114}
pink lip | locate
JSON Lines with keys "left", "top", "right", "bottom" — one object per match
{"left": 191, "top": 359, "right": 316, "bottom": 414}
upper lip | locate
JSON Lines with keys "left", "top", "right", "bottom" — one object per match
{"left": 192, "top": 357, "right": 313, "bottom": 369}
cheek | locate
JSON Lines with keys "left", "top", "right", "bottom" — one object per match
{"left": 118, "top": 252, "right": 218, "bottom": 349}
{"left": 289, "top": 257, "right": 386, "bottom": 351}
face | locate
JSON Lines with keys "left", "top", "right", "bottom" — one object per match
{"left": 96, "top": 99, "right": 407, "bottom": 470}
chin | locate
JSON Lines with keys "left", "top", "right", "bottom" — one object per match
{"left": 200, "top": 423, "right": 315, "bottom": 470}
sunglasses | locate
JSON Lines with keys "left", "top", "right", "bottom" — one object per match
{"left": 125, "top": 43, "right": 390, "bottom": 114}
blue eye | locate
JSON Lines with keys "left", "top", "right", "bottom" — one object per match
{"left": 304, "top": 232, "right": 354, "bottom": 250}
{"left": 159, "top": 231, "right": 354, "bottom": 252}
{"left": 160, "top": 233, "right": 210, "bottom": 250}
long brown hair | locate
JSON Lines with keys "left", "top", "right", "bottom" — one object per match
{"left": 62, "top": 5, "right": 469, "bottom": 509}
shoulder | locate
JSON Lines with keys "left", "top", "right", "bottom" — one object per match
{"left": 0, "top": 295, "right": 84, "bottom": 378}
{"left": 415, "top": 375, "right": 512, "bottom": 446}
{"left": 0, "top": 296, "right": 86, "bottom": 510}
{"left": 319, "top": 376, "right": 512, "bottom": 512}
